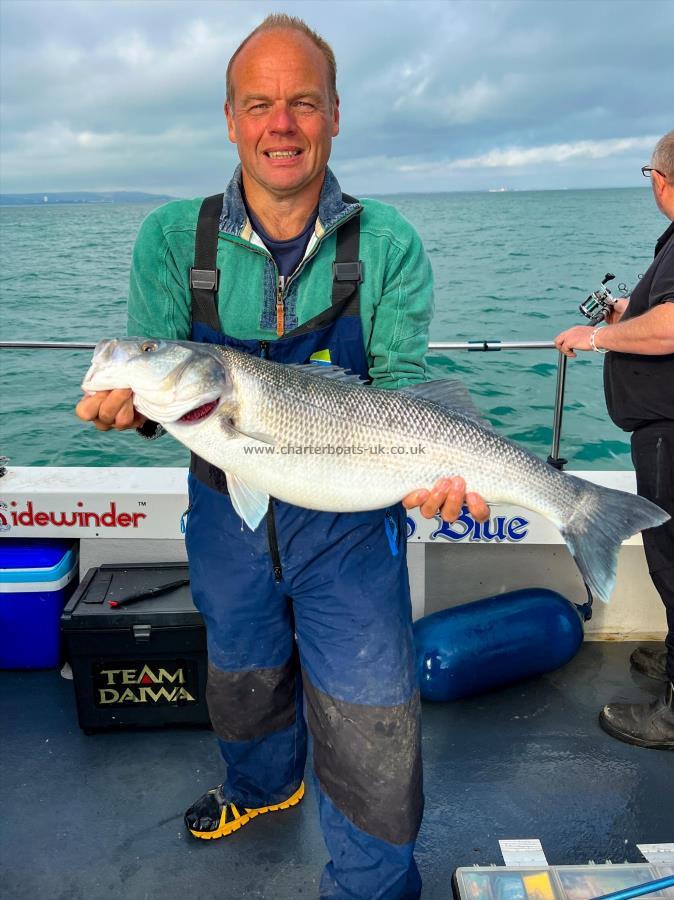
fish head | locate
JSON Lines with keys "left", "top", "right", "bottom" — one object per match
{"left": 82, "top": 338, "right": 235, "bottom": 425}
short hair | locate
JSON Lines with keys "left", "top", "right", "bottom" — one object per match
{"left": 226, "top": 14, "right": 337, "bottom": 106}
{"left": 652, "top": 131, "right": 674, "bottom": 180}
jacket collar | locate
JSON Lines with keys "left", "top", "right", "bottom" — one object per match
{"left": 218, "top": 164, "right": 360, "bottom": 238}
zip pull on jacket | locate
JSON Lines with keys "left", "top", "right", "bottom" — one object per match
{"left": 276, "top": 277, "right": 286, "bottom": 337}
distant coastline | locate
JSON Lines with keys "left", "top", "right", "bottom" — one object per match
{"left": 0, "top": 186, "right": 651, "bottom": 207}
{"left": 0, "top": 191, "right": 176, "bottom": 207}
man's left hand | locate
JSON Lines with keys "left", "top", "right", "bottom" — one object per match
{"left": 403, "top": 476, "right": 490, "bottom": 523}
{"left": 554, "top": 324, "right": 597, "bottom": 358}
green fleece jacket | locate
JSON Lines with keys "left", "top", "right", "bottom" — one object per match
{"left": 128, "top": 167, "right": 434, "bottom": 389}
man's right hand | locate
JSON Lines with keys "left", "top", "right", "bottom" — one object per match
{"left": 75, "top": 389, "right": 146, "bottom": 432}
{"left": 605, "top": 296, "right": 630, "bottom": 325}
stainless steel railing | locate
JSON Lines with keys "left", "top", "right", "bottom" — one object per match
{"left": 429, "top": 340, "right": 568, "bottom": 468}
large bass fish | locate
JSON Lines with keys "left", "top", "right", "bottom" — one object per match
{"left": 82, "top": 338, "right": 669, "bottom": 603}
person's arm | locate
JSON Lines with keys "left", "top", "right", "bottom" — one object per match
{"left": 367, "top": 220, "right": 434, "bottom": 390}
{"left": 76, "top": 206, "right": 192, "bottom": 431}
{"left": 127, "top": 207, "right": 192, "bottom": 342}
{"left": 556, "top": 237, "right": 674, "bottom": 357}
{"left": 555, "top": 302, "right": 674, "bottom": 357}
{"left": 368, "top": 216, "right": 489, "bottom": 523}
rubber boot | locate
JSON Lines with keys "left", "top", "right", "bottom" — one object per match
{"left": 629, "top": 646, "right": 668, "bottom": 682}
{"left": 184, "top": 782, "right": 305, "bottom": 839}
{"left": 599, "top": 682, "right": 674, "bottom": 750}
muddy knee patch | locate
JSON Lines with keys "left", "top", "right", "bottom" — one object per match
{"left": 304, "top": 678, "right": 422, "bottom": 844}
{"left": 207, "top": 657, "right": 298, "bottom": 741}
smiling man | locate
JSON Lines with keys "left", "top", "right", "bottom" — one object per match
{"left": 224, "top": 27, "right": 338, "bottom": 238}
{"left": 77, "top": 14, "right": 489, "bottom": 898}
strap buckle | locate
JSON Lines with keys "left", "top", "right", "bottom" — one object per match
{"left": 332, "top": 261, "right": 363, "bottom": 283}
{"left": 190, "top": 267, "right": 220, "bottom": 292}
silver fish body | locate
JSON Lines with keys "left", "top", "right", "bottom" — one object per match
{"left": 82, "top": 338, "right": 669, "bottom": 603}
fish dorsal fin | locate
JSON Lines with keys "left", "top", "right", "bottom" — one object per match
{"left": 400, "top": 379, "right": 493, "bottom": 429}
{"left": 225, "top": 472, "right": 270, "bottom": 532}
{"left": 290, "top": 363, "right": 365, "bottom": 385}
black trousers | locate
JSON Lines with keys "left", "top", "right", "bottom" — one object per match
{"left": 631, "top": 421, "right": 674, "bottom": 682}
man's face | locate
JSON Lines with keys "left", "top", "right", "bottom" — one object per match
{"left": 225, "top": 29, "right": 339, "bottom": 202}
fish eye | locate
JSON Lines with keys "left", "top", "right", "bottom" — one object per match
{"left": 140, "top": 340, "right": 159, "bottom": 353}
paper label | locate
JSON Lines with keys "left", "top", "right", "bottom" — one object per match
{"left": 499, "top": 839, "right": 549, "bottom": 867}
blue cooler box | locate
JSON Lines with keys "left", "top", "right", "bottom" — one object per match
{"left": 0, "top": 539, "right": 79, "bottom": 669}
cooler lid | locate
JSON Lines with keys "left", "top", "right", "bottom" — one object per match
{"left": 0, "top": 538, "right": 76, "bottom": 571}
{"left": 61, "top": 563, "right": 202, "bottom": 629}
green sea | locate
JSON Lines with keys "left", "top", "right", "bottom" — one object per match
{"left": 0, "top": 187, "right": 664, "bottom": 469}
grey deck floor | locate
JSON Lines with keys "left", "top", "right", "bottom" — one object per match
{"left": 1, "top": 641, "right": 672, "bottom": 900}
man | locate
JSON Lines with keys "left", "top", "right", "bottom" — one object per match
{"left": 77, "top": 15, "right": 489, "bottom": 898}
{"left": 555, "top": 130, "right": 674, "bottom": 751}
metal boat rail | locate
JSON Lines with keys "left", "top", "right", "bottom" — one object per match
{"left": 428, "top": 340, "right": 567, "bottom": 468}
{"left": 0, "top": 338, "right": 568, "bottom": 466}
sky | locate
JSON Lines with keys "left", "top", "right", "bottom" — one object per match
{"left": 1, "top": 0, "right": 673, "bottom": 196}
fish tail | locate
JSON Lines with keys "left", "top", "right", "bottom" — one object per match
{"left": 560, "top": 476, "right": 669, "bottom": 604}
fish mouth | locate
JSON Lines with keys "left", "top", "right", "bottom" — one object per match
{"left": 132, "top": 384, "right": 225, "bottom": 426}
{"left": 176, "top": 398, "right": 220, "bottom": 424}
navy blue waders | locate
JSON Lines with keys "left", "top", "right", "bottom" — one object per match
{"left": 185, "top": 194, "right": 423, "bottom": 899}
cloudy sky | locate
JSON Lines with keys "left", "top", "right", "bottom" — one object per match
{"left": 1, "top": 0, "right": 672, "bottom": 196}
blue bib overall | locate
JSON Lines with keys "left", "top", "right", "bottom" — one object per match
{"left": 185, "top": 195, "right": 423, "bottom": 899}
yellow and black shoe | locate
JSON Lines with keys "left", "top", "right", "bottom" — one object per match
{"left": 185, "top": 781, "right": 305, "bottom": 839}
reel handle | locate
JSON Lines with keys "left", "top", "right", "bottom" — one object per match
{"left": 601, "top": 272, "right": 615, "bottom": 285}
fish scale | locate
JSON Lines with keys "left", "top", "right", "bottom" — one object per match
{"left": 82, "top": 338, "right": 670, "bottom": 603}
{"left": 218, "top": 346, "right": 572, "bottom": 520}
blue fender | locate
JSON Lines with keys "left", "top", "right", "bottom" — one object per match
{"left": 413, "top": 588, "right": 584, "bottom": 702}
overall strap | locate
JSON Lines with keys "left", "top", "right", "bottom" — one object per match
{"left": 332, "top": 194, "right": 362, "bottom": 312}
{"left": 190, "top": 193, "right": 224, "bottom": 331}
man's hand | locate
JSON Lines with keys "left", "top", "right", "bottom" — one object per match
{"left": 555, "top": 298, "right": 631, "bottom": 357}
{"left": 75, "top": 389, "right": 146, "bottom": 432}
{"left": 605, "top": 296, "right": 630, "bottom": 325}
{"left": 403, "top": 476, "right": 490, "bottom": 523}
{"left": 554, "top": 324, "right": 597, "bottom": 358}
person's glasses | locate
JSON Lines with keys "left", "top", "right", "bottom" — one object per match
{"left": 642, "top": 165, "right": 666, "bottom": 178}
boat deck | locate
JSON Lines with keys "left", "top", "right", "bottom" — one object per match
{"left": 1, "top": 641, "right": 672, "bottom": 899}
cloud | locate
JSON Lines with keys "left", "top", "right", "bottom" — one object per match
{"left": 397, "top": 136, "right": 659, "bottom": 174}
{"left": 1, "top": 0, "right": 673, "bottom": 194}
{"left": 394, "top": 75, "right": 503, "bottom": 125}
{"left": 1, "top": 120, "right": 237, "bottom": 195}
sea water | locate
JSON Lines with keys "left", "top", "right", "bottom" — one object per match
{"left": 0, "top": 187, "right": 664, "bottom": 468}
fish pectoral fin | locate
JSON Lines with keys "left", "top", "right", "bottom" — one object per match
{"left": 220, "top": 418, "right": 274, "bottom": 445}
{"left": 225, "top": 472, "right": 270, "bottom": 531}
{"left": 401, "top": 379, "right": 493, "bottom": 429}
{"left": 242, "top": 431, "right": 275, "bottom": 444}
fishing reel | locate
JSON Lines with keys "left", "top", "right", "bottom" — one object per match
{"left": 578, "top": 273, "right": 618, "bottom": 325}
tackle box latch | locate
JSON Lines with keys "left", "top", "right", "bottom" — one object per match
{"left": 132, "top": 624, "right": 152, "bottom": 643}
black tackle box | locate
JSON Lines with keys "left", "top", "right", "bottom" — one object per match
{"left": 61, "top": 562, "right": 211, "bottom": 733}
